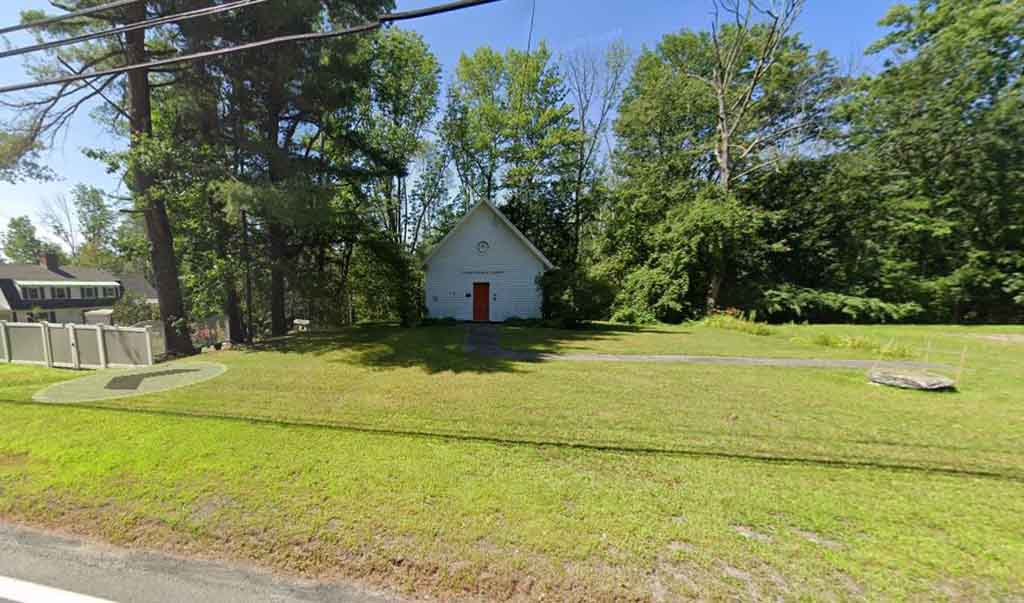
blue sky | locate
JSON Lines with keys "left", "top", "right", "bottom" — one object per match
{"left": 0, "top": 0, "right": 899, "bottom": 238}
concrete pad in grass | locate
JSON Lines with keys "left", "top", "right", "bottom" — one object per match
{"left": 32, "top": 362, "right": 227, "bottom": 404}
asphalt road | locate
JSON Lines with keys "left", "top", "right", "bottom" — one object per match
{"left": 0, "top": 522, "right": 400, "bottom": 603}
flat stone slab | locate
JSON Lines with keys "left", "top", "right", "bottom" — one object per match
{"left": 33, "top": 362, "right": 227, "bottom": 404}
{"left": 869, "top": 370, "right": 956, "bottom": 391}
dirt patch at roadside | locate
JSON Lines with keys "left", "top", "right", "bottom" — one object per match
{"left": 1, "top": 497, "right": 896, "bottom": 603}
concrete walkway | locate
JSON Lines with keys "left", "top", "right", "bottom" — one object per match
{"left": 465, "top": 324, "right": 946, "bottom": 370}
{"left": 33, "top": 362, "right": 227, "bottom": 404}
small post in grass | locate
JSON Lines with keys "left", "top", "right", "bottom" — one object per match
{"left": 956, "top": 344, "right": 968, "bottom": 389}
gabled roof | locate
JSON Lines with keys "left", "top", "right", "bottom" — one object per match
{"left": 0, "top": 263, "right": 118, "bottom": 282}
{"left": 117, "top": 273, "right": 159, "bottom": 300}
{"left": 422, "top": 199, "right": 555, "bottom": 270}
{"left": 0, "top": 263, "right": 122, "bottom": 311}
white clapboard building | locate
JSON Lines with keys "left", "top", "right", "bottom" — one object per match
{"left": 423, "top": 200, "right": 554, "bottom": 322}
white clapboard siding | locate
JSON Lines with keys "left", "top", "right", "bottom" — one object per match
{"left": 424, "top": 201, "right": 552, "bottom": 322}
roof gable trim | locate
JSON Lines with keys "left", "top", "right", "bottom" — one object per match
{"left": 422, "top": 200, "right": 555, "bottom": 270}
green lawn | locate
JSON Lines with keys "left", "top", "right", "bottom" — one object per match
{"left": 1, "top": 322, "right": 1022, "bottom": 601}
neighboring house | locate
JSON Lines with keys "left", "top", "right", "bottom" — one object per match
{"left": 0, "top": 254, "right": 138, "bottom": 324}
{"left": 423, "top": 200, "right": 554, "bottom": 322}
{"left": 116, "top": 273, "right": 160, "bottom": 305}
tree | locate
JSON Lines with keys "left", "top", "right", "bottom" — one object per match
{"left": 37, "top": 184, "right": 119, "bottom": 266}
{"left": 353, "top": 29, "right": 442, "bottom": 250}
{"left": 562, "top": 40, "right": 630, "bottom": 259}
{"left": 39, "top": 194, "right": 80, "bottom": 257}
{"left": 557, "top": 41, "right": 631, "bottom": 317}
{"left": 196, "top": 0, "right": 393, "bottom": 335}
{"left": 73, "top": 184, "right": 120, "bottom": 268}
{"left": 601, "top": 7, "right": 841, "bottom": 321}
{"left": 0, "top": 216, "right": 59, "bottom": 263}
{"left": 684, "top": 0, "right": 840, "bottom": 309}
{"left": 440, "top": 44, "right": 581, "bottom": 266}
{"left": 2, "top": 1, "right": 195, "bottom": 354}
{"left": 843, "top": 0, "right": 1024, "bottom": 321}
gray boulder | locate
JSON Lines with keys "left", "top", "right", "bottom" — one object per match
{"left": 869, "top": 370, "right": 956, "bottom": 391}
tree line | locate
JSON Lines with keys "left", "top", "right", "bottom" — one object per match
{"left": 1, "top": 0, "right": 1020, "bottom": 345}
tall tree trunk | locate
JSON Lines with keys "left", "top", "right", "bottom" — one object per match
{"left": 268, "top": 222, "right": 288, "bottom": 336}
{"left": 706, "top": 117, "right": 731, "bottom": 313}
{"left": 340, "top": 242, "right": 354, "bottom": 326}
{"left": 125, "top": 6, "right": 194, "bottom": 356}
{"left": 265, "top": 75, "right": 289, "bottom": 337}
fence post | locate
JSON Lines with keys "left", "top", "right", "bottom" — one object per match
{"left": 144, "top": 327, "right": 154, "bottom": 366}
{"left": 96, "top": 324, "right": 108, "bottom": 369}
{"left": 956, "top": 345, "right": 968, "bottom": 389}
{"left": 40, "top": 322, "right": 52, "bottom": 368}
{"left": 68, "top": 323, "right": 80, "bottom": 370}
{"left": 0, "top": 321, "right": 9, "bottom": 363}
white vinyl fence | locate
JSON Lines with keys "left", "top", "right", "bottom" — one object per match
{"left": 0, "top": 321, "right": 154, "bottom": 369}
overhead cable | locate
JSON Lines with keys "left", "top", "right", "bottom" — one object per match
{"left": 0, "top": 0, "right": 502, "bottom": 95}
{"left": 0, "top": 0, "right": 272, "bottom": 60}
{"left": 0, "top": 0, "right": 143, "bottom": 36}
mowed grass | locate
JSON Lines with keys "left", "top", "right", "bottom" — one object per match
{"left": 1, "top": 322, "right": 1023, "bottom": 601}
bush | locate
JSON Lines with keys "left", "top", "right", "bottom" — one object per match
{"left": 504, "top": 316, "right": 542, "bottom": 327}
{"left": 112, "top": 290, "right": 160, "bottom": 326}
{"left": 761, "top": 285, "right": 923, "bottom": 324}
{"left": 419, "top": 317, "right": 457, "bottom": 327}
{"left": 702, "top": 309, "right": 773, "bottom": 336}
{"left": 540, "top": 268, "right": 614, "bottom": 329}
{"left": 791, "top": 333, "right": 917, "bottom": 359}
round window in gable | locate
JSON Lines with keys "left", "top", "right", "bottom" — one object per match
{"left": 476, "top": 240, "right": 490, "bottom": 255}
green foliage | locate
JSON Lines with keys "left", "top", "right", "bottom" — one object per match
{"left": 419, "top": 316, "right": 457, "bottom": 327}
{"left": 791, "top": 332, "right": 917, "bottom": 360}
{"left": 762, "top": 286, "right": 923, "bottom": 324}
{"left": 440, "top": 43, "right": 582, "bottom": 264}
{"left": 112, "top": 290, "right": 160, "bottom": 326}
{"left": 0, "top": 216, "right": 62, "bottom": 264}
{"left": 702, "top": 310, "right": 773, "bottom": 336}
{"left": 0, "top": 131, "right": 52, "bottom": 184}
{"left": 839, "top": 0, "right": 1024, "bottom": 322}
{"left": 601, "top": 187, "right": 763, "bottom": 324}
{"left": 539, "top": 268, "right": 614, "bottom": 327}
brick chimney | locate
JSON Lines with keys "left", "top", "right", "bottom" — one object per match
{"left": 39, "top": 253, "right": 60, "bottom": 271}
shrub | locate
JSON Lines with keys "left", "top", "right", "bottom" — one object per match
{"left": 540, "top": 268, "right": 614, "bottom": 329}
{"left": 504, "top": 316, "right": 542, "bottom": 327}
{"left": 702, "top": 309, "right": 773, "bottom": 336}
{"left": 112, "top": 290, "right": 160, "bottom": 326}
{"left": 419, "top": 317, "right": 457, "bottom": 327}
{"left": 791, "top": 333, "right": 917, "bottom": 359}
{"left": 761, "top": 285, "right": 923, "bottom": 324}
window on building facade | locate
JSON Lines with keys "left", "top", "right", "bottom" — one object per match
{"left": 82, "top": 287, "right": 97, "bottom": 299}
{"left": 50, "top": 287, "right": 70, "bottom": 299}
{"left": 102, "top": 287, "right": 118, "bottom": 298}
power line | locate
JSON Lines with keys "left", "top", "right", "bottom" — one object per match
{"left": 0, "top": 0, "right": 272, "bottom": 61}
{"left": 0, "top": 0, "right": 502, "bottom": 95}
{"left": 0, "top": 0, "right": 142, "bottom": 36}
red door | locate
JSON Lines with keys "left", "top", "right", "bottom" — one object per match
{"left": 473, "top": 283, "right": 490, "bottom": 322}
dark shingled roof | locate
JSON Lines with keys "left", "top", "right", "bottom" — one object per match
{"left": 0, "top": 263, "right": 118, "bottom": 282}
{"left": 116, "top": 273, "right": 159, "bottom": 300}
{"left": 0, "top": 263, "right": 121, "bottom": 311}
